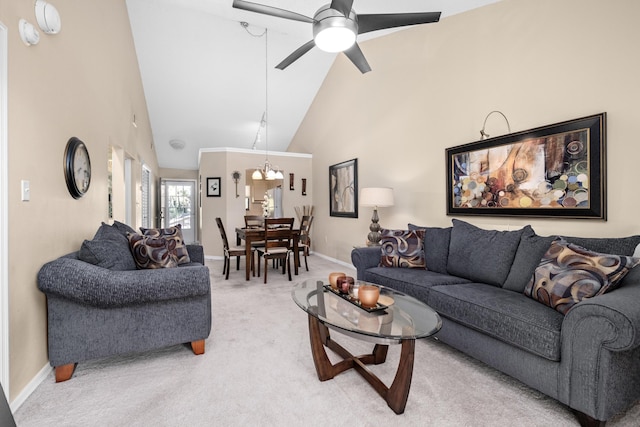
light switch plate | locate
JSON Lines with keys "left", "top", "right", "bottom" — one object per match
{"left": 21, "top": 180, "right": 30, "bottom": 201}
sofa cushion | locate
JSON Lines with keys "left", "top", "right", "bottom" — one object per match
{"left": 93, "top": 222, "right": 129, "bottom": 243}
{"left": 379, "top": 229, "right": 426, "bottom": 268}
{"left": 362, "top": 267, "right": 470, "bottom": 302}
{"left": 524, "top": 240, "right": 640, "bottom": 314}
{"left": 78, "top": 239, "right": 137, "bottom": 271}
{"left": 447, "top": 219, "right": 525, "bottom": 286}
{"left": 428, "top": 283, "right": 564, "bottom": 361}
{"left": 408, "top": 224, "right": 451, "bottom": 274}
{"left": 127, "top": 233, "right": 179, "bottom": 269}
{"left": 140, "top": 224, "right": 191, "bottom": 265}
{"left": 503, "top": 226, "right": 558, "bottom": 293}
{"left": 562, "top": 235, "right": 640, "bottom": 256}
{"left": 112, "top": 220, "right": 136, "bottom": 236}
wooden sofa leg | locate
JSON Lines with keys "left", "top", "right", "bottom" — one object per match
{"left": 572, "top": 409, "right": 606, "bottom": 427}
{"left": 55, "top": 363, "right": 76, "bottom": 382}
{"left": 191, "top": 340, "right": 205, "bottom": 355}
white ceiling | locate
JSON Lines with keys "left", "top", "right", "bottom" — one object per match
{"left": 126, "top": 0, "right": 500, "bottom": 170}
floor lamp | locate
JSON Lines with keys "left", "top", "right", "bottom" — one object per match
{"left": 360, "top": 187, "right": 395, "bottom": 246}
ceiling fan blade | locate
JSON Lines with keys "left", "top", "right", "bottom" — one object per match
{"left": 275, "top": 40, "right": 316, "bottom": 70}
{"left": 344, "top": 43, "right": 371, "bottom": 74}
{"left": 329, "top": 0, "right": 354, "bottom": 17}
{"left": 357, "top": 12, "right": 441, "bottom": 34}
{"left": 232, "top": 0, "right": 314, "bottom": 24}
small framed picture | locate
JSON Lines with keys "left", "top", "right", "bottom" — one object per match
{"left": 207, "top": 177, "right": 221, "bottom": 197}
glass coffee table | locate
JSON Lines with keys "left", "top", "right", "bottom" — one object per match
{"left": 291, "top": 278, "right": 442, "bottom": 414}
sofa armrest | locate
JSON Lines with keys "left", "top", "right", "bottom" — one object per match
{"left": 38, "top": 257, "right": 210, "bottom": 308}
{"left": 558, "top": 271, "right": 640, "bottom": 419}
{"left": 186, "top": 244, "right": 204, "bottom": 264}
{"left": 562, "top": 276, "right": 640, "bottom": 352}
{"left": 351, "top": 246, "right": 381, "bottom": 280}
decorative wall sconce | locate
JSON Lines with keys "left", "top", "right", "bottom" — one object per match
{"left": 479, "top": 110, "right": 511, "bottom": 140}
{"left": 35, "top": 0, "right": 61, "bottom": 34}
{"left": 232, "top": 171, "right": 241, "bottom": 198}
{"left": 19, "top": 19, "right": 40, "bottom": 46}
{"left": 301, "top": 178, "right": 307, "bottom": 196}
{"left": 289, "top": 173, "right": 294, "bottom": 190}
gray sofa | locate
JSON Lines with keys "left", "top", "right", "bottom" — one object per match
{"left": 37, "top": 222, "right": 212, "bottom": 382}
{"left": 352, "top": 219, "right": 640, "bottom": 427}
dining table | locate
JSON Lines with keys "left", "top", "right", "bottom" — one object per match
{"left": 235, "top": 227, "right": 301, "bottom": 281}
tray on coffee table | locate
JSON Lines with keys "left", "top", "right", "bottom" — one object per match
{"left": 323, "top": 284, "right": 388, "bottom": 313}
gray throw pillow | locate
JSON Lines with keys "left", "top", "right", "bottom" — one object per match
{"left": 503, "top": 225, "right": 557, "bottom": 293}
{"left": 78, "top": 239, "right": 137, "bottom": 271}
{"left": 447, "top": 219, "right": 525, "bottom": 286}
{"left": 408, "top": 224, "right": 451, "bottom": 274}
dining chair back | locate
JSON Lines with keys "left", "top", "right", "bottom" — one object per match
{"left": 256, "top": 217, "right": 294, "bottom": 283}
{"left": 244, "top": 215, "right": 265, "bottom": 229}
{"left": 297, "top": 215, "right": 313, "bottom": 271}
{"left": 216, "top": 217, "right": 254, "bottom": 280}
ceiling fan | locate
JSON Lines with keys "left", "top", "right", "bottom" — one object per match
{"left": 232, "top": 0, "right": 441, "bottom": 73}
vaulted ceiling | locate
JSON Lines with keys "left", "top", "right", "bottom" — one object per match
{"left": 125, "top": 0, "right": 500, "bottom": 170}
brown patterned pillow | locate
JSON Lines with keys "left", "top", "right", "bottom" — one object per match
{"left": 140, "top": 224, "right": 191, "bottom": 264}
{"left": 524, "top": 240, "right": 640, "bottom": 314}
{"left": 379, "top": 229, "right": 426, "bottom": 269}
{"left": 127, "top": 233, "right": 178, "bottom": 269}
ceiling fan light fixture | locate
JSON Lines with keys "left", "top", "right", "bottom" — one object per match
{"left": 314, "top": 24, "right": 356, "bottom": 52}
{"left": 313, "top": 6, "right": 358, "bottom": 53}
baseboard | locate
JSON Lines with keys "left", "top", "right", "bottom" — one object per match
{"left": 10, "top": 363, "right": 51, "bottom": 413}
{"left": 312, "top": 252, "right": 356, "bottom": 272}
{"left": 204, "top": 255, "right": 223, "bottom": 261}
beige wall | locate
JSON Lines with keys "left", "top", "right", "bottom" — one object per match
{"left": 1, "top": 0, "right": 157, "bottom": 400}
{"left": 199, "top": 149, "right": 312, "bottom": 257}
{"left": 159, "top": 167, "right": 198, "bottom": 180}
{"left": 289, "top": 0, "right": 640, "bottom": 264}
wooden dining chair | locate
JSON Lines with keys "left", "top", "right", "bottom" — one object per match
{"left": 296, "top": 215, "right": 313, "bottom": 271}
{"left": 216, "top": 217, "right": 254, "bottom": 280}
{"left": 256, "top": 217, "right": 294, "bottom": 283}
{"left": 244, "top": 215, "right": 266, "bottom": 249}
{"left": 244, "top": 215, "right": 264, "bottom": 229}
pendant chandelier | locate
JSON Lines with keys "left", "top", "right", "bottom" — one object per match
{"left": 251, "top": 27, "right": 283, "bottom": 181}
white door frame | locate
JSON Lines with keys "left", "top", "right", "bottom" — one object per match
{"left": 0, "top": 21, "right": 10, "bottom": 395}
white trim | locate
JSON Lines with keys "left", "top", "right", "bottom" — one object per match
{"left": 9, "top": 364, "right": 51, "bottom": 411}
{"left": 0, "top": 21, "right": 10, "bottom": 396}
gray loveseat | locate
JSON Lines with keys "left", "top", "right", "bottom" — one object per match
{"left": 351, "top": 219, "right": 640, "bottom": 427}
{"left": 37, "top": 221, "right": 212, "bottom": 382}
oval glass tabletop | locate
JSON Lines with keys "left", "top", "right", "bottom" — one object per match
{"left": 291, "top": 278, "right": 442, "bottom": 341}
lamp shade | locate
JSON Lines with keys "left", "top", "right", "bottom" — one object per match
{"left": 360, "top": 187, "right": 394, "bottom": 207}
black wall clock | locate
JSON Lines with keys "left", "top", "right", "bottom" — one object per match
{"left": 64, "top": 137, "right": 91, "bottom": 199}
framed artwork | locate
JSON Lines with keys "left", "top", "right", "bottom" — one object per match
{"left": 446, "top": 113, "right": 606, "bottom": 219}
{"left": 329, "top": 158, "right": 358, "bottom": 218}
{"left": 206, "top": 177, "right": 221, "bottom": 197}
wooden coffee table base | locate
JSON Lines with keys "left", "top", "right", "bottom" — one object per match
{"left": 307, "top": 313, "right": 416, "bottom": 414}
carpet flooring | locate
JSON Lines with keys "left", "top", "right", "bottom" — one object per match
{"left": 14, "top": 255, "right": 640, "bottom": 426}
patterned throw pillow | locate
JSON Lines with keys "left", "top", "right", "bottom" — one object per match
{"left": 127, "top": 233, "right": 179, "bottom": 269}
{"left": 524, "top": 240, "right": 640, "bottom": 314}
{"left": 140, "top": 224, "right": 191, "bottom": 265}
{"left": 379, "top": 229, "right": 426, "bottom": 269}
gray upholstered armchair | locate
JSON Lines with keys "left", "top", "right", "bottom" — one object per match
{"left": 37, "top": 222, "right": 212, "bottom": 382}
